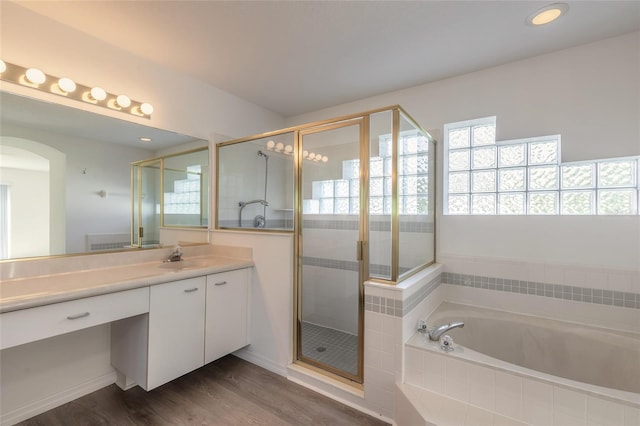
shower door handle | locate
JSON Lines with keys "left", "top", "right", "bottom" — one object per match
{"left": 356, "top": 241, "right": 364, "bottom": 261}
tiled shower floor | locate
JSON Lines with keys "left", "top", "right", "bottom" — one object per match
{"left": 300, "top": 321, "right": 358, "bottom": 376}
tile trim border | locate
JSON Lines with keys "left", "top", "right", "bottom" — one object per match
{"left": 363, "top": 269, "right": 639, "bottom": 320}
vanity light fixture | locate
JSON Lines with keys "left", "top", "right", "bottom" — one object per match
{"left": 527, "top": 3, "right": 568, "bottom": 26}
{"left": 0, "top": 60, "right": 154, "bottom": 119}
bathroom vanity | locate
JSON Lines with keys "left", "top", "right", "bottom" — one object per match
{"left": 0, "top": 246, "right": 253, "bottom": 392}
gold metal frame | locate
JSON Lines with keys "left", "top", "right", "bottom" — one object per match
{"left": 294, "top": 117, "right": 366, "bottom": 384}
{"left": 214, "top": 105, "right": 436, "bottom": 386}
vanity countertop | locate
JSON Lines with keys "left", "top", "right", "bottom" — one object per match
{"left": 0, "top": 255, "right": 254, "bottom": 314}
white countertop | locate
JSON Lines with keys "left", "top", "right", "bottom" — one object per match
{"left": 0, "top": 255, "right": 254, "bottom": 313}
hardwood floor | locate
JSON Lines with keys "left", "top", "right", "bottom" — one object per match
{"left": 18, "top": 355, "right": 389, "bottom": 425}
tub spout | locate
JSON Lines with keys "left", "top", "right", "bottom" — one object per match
{"left": 428, "top": 321, "right": 464, "bottom": 341}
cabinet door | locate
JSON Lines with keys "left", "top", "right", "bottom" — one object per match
{"left": 147, "top": 276, "right": 205, "bottom": 390}
{"left": 205, "top": 268, "right": 250, "bottom": 364}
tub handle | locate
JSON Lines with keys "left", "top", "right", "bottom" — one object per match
{"left": 440, "top": 335, "right": 454, "bottom": 352}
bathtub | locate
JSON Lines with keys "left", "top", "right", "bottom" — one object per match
{"left": 404, "top": 302, "right": 640, "bottom": 424}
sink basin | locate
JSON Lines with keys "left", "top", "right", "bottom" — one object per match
{"left": 157, "top": 259, "right": 212, "bottom": 271}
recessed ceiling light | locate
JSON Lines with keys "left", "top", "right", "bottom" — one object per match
{"left": 139, "top": 137, "right": 152, "bottom": 143}
{"left": 527, "top": 3, "right": 568, "bottom": 26}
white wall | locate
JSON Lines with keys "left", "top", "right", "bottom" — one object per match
{"left": 287, "top": 32, "right": 640, "bottom": 271}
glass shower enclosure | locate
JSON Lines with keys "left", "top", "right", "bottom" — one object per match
{"left": 216, "top": 106, "right": 436, "bottom": 384}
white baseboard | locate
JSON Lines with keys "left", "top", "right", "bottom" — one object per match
{"left": 1, "top": 371, "right": 116, "bottom": 426}
{"left": 232, "top": 348, "right": 288, "bottom": 377}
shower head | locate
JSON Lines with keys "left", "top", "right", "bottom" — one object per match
{"left": 258, "top": 150, "right": 269, "bottom": 159}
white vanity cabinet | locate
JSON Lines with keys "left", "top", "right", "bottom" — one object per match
{"left": 205, "top": 268, "right": 250, "bottom": 363}
{"left": 147, "top": 276, "right": 206, "bottom": 390}
{"left": 112, "top": 276, "right": 206, "bottom": 391}
{"left": 111, "top": 268, "right": 251, "bottom": 391}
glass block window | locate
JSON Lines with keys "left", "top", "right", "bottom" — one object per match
{"left": 164, "top": 165, "right": 202, "bottom": 215}
{"left": 302, "top": 130, "right": 429, "bottom": 215}
{"left": 445, "top": 116, "right": 639, "bottom": 215}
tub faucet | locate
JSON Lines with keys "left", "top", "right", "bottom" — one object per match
{"left": 428, "top": 321, "right": 464, "bottom": 341}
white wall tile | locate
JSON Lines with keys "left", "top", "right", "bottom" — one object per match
{"left": 544, "top": 264, "right": 565, "bottom": 285}
{"left": 365, "top": 310, "right": 383, "bottom": 332}
{"left": 380, "top": 352, "right": 396, "bottom": 376}
{"left": 586, "top": 396, "right": 625, "bottom": 426}
{"left": 444, "top": 357, "right": 469, "bottom": 402}
{"left": 554, "top": 386, "right": 586, "bottom": 426}
{"left": 607, "top": 270, "right": 636, "bottom": 292}
{"left": 525, "top": 261, "right": 546, "bottom": 282}
{"left": 381, "top": 333, "right": 395, "bottom": 355}
{"left": 584, "top": 268, "right": 607, "bottom": 289}
{"left": 423, "top": 351, "right": 446, "bottom": 394}
{"left": 365, "top": 346, "right": 381, "bottom": 369}
{"left": 404, "top": 348, "right": 423, "bottom": 387}
{"left": 564, "top": 267, "right": 586, "bottom": 287}
{"left": 365, "top": 328, "right": 382, "bottom": 351}
{"left": 494, "top": 371, "right": 523, "bottom": 421}
{"left": 523, "top": 378, "right": 553, "bottom": 426}
{"left": 468, "top": 364, "right": 495, "bottom": 411}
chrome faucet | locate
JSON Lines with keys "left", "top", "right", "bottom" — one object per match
{"left": 165, "top": 245, "right": 183, "bottom": 262}
{"left": 427, "top": 321, "right": 464, "bottom": 341}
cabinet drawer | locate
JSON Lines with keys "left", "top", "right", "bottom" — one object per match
{"left": 1, "top": 287, "right": 149, "bottom": 350}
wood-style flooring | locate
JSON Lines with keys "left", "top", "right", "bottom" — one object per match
{"left": 18, "top": 355, "right": 389, "bottom": 425}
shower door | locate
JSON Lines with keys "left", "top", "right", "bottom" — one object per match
{"left": 296, "top": 118, "right": 366, "bottom": 383}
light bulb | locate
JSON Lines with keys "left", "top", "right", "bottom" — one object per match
{"left": 58, "top": 77, "right": 76, "bottom": 93}
{"left": 308, "top": 153, "right": 316, "bottom": 160}
{"left": 266, "top": 140, "right": 275, "bottom": 149}
{"left": 90, "top": 87, "right": 107, "bottom": 101}
{"left": 275, "top": 142, "right": 284, "bottom": 151}
{"left": 322, "top": 156, "right": 328, "bottom": 163}
{"left": 284, "top": 145, "right": 293, "bottom": 153}
{"left": 0, "top": 60, "right": 6, "bottom": 73}
{"left": 116, "top": 94, "right": 131, "bottom": 108}
{"left": 140, "top": 103, "right": 154, "bottom": 115}
{"left": 25, "top": 68, "right": 46, "bottom": 84}
{"left": 303, "top": 150, "right": 309, "bottom": 158}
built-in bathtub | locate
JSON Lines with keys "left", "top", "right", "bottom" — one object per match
{"left": 403, "top": 302, "right": 640, "bottom": 425}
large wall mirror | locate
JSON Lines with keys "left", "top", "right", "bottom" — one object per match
{"left": 0, "top": 91, "right": 207, "bottom": 260}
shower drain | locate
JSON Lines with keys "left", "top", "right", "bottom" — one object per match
{"left": 315, "top": 346, "right": 327, "bottom": 352}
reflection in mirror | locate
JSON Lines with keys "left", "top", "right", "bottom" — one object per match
{"left": 163, "top": 149, "right": 209, "bottom": 228}
{"left": 0, "top": 91, "right": 206, "bottom": 260}
{"left": 217, "top": 132, "right": 294, "bottom": 230}
{"left": 131, "top": 149, "right": 209, "bottom": 247}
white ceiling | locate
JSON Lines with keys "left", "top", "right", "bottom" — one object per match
{"left": 13, "top": 1, "right": 640, "bottom": 117}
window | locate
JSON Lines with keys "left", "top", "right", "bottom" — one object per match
{"left": 302, "top": 130, "right": 429, "bottom": 215}
{"left": 444, "top": 117, "right": 639, "bottom": 215}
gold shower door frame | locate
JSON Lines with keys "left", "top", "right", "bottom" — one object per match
{"left": 294, "top": 117, "right": 369, "bottom": 384}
